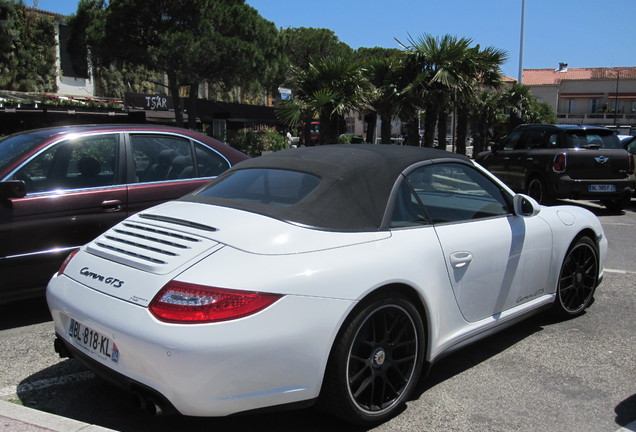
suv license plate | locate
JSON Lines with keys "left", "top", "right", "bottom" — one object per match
{"left": 68, "top": 318, "right": 119, "bottom": 363}
{"left": 589, "top": 184, "right": 616, "bottom": 192}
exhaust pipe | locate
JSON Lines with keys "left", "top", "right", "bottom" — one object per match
{"left": 54, "top": 337, "right": 71, "bottom": 359}
{"left": 132, "top": 392, "right": 164, "bottom": 416}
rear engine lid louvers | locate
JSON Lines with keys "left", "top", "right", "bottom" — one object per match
{"left": 86, "top": 213, "right": 222, "bottom": 274}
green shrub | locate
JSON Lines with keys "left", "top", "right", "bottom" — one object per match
{"left": 227, "top": 128, "right": 288, "bottom": 157}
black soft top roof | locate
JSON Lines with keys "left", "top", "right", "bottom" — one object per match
{"left": 185, "top": 144, "right": 470, "bottom": 231}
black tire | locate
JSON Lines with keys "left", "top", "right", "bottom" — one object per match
{"left": 319, "top": 294, "right": 425, "bottom": 425}
{"left": 601, "top": 196, "right": 630, "bottom": 212}
{"left": 552, "top": 236, "right": 599, "bottom": 318}
{"left": 526, "top": 176, "right": 552, "bottom": 205}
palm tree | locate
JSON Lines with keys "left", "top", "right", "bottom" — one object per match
{"left": 362, "top": 55, "right": 403, "bottom": 144}
{"left": 453, "top": 44, "right": 508, "bottom": 155}
{"left": 401, "top": 34, "right": 474, "bottom": 148}
{"left": 400, "top": 34, "right": 507, "bottom": 153}
{"left": 277, "top": 57, "right": 369, "bottom": 144}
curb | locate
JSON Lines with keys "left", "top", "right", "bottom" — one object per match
{"left": 0, "top": 400, "right": 116, "bottom": 432}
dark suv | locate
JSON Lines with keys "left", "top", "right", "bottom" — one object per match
{"left": 476, "top": 124, "right": 635, "bottom": 210}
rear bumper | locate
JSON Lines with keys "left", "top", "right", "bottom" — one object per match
{"left": 46, "top": 273, "right": 353, "bottom": 417}
{"left": 551, "top": 176, "right": 634, "bottom": 200}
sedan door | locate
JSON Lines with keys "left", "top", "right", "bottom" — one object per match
{"left": 125, "top": 133, "right": 231, "bottom": 215}
{"left": 405, "top": 162, "right": 553, "bottom": 323}
{"left": 2, "top": 132, "right": 127, "bottom": 299}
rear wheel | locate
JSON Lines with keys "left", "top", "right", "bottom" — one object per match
{"left": 319, "top": 294, "right": 425, "bottom": 425}
{"left": 601, "top": 196, "right": 630, "bottom": 212}
{"left": 552, "top": 236, "right": 598, "bottom": 318}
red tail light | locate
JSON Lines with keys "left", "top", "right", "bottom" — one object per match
{"left": 553, "top": 153, "right": 567, "bottom": 173}
{"left": 149, "top": 281, "right": 283, "bottom": 324}
{"left": 57, "top": 249, "right": 79, "bottom": 276}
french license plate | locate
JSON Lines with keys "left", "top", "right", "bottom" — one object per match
{"left": 68, "top": 318, "right": 119, "bottom": 363}
{"left": 588, "top": 184, "right": 616, "bottom": 193}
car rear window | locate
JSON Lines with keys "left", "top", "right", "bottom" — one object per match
{"left": 565, "top": 131, "right": 622, "bottom": 149}
{"left": 195, "top": 168, "right": 320, "bottom": 206}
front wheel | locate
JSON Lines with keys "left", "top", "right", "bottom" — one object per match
{"left": 552, "top": 237, "right": 599, "bottom": 318}
{"left": 319, "top": 294, "right": 425, "bottom": 425}
{"left": 526, "top": 176, "right": 552, "bottom": 205}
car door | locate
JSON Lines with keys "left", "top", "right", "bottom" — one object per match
{"left": 126, "top": 133, "right": 231, "bottom": 215}
{"left": 405, "top": 162, "right": 553, "bottom": 323}
{"left": 481, "top": 129, "right": 523, "bottom": 186}
{"left": 2, "top": 132, "right": 127, "bottom": 296}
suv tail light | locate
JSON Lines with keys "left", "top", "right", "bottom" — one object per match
{"left": 149, "top": 281, "right": 283, "bottom": 324}
{"left": 553, "top": 153, "right": 567, "bottom": 173}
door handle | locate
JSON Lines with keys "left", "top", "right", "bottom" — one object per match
{"left": 450, "top": 251, "right": 473, "bottom": 269}
{"left": 101, "top": 199, "right": 122, "bottom": 212}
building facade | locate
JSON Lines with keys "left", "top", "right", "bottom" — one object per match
{"left": 524, "top": 66, "right": 636, "bottom": 133}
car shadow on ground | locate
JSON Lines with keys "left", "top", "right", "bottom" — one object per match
{"left": 412, "top": 310, "right": 554, "bottom": 399}
{"left": 0, "top": 296, "right": 51, "bottom": 330}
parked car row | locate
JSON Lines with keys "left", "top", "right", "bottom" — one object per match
{"left": 0, "top": 124, "right": 248, "bottom": 303}
{"left": 476, "top": 124, "right": 635, "bottom": 210}
{"left": 1, "top": 123, "right": 627, "bottom": 424}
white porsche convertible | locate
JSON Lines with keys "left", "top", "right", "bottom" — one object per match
{"left": 47, "top": 144, "right": 606, "bottom": 425}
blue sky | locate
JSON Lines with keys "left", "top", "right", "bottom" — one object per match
{"left": 32, "top": 0, "right": 636, "bottom": 79}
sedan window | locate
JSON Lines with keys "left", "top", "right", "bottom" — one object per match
{"left": 12, "top": 134, "right": 120, "bottom": 193}
{"left": 404, "top": 163, "right": 511, "bottom": 224}
{"left": 131, "top": 135, "right": 230, "bottom": 182}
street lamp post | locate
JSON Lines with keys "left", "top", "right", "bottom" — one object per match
{"left": 613, "top": 69, "right": 620, "bottom": 125}
{"left": 518, "top": 0, "right": 525, "bottom": 84}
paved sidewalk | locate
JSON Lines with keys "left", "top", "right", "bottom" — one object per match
{"left": 0, "top": 400, "right": 115, "bottom": 432}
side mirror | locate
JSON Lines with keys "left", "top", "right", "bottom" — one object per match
{"left": 513, "top": 193, "right": 540, "bottom": 217}
{"left": 490, "top": 143, "right": 500, "bottom": 153}
{"left": 0, "top": 180, "right": 26, "bottom": 199}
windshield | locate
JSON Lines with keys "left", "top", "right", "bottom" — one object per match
{"left": 565, "top": 131, "right": 622, "bottom": 149}
{"left": 0, "top": 133, "right": 48, "bottom": 171}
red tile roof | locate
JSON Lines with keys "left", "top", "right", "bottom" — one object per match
{"left": 523, "top": 67, "right": 636, "bottom": 85}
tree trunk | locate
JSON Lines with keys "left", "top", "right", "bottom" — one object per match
{"left": 187, "top": 82, "right": 199, "bottom": 130}
{"left": 423, "top": 109, "right": 437, "bottom": 148}
{"left": 436, "top": 111, "right": 448, "bottom": 150}
{"left": 405, "top": 115, "right": 420, "bottom": 146}
{"left": 380, "top": 113, "right": 392, "bottom": 144}
{"left": 364, "top": 112, "right": 377, "bottom": 144}
{"left": 456, "top": 106, "right": 468, "bottom": 156}
{"left": 167, "top": 71, "right": 183, "bottom": 128}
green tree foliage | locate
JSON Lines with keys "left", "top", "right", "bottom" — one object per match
{"left": 0, "top": 0, "right": 57, "bottom": 92}
{"left": 278, "top": 56, "right": 369, "bottom": 145}
{"left": 360, "top": 52, "right": 404, "bottom": 144}
{"left": 280, "top": 27, "right": 353, "bottom": 70}
{"left": 470, "top": 84, "right": 557, "bottom": 157}
{"left": 68, "top": 0, "right": 283, "bottom": 128}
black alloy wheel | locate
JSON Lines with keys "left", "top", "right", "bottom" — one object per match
{"left": 319, "top": 294, "right": 425, "bottom": 425}
{"left": 601, "top": 196, "right": 630, "bottom": 212}
{"left": 553, "top": 236, "right": 598, "bottom": 318}
{"left": 527, "top": 177, "right": 551, "bottom": 205}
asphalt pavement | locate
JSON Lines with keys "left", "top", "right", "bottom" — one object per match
{"left": 1, "top": 197, "right": 635, "bottom": 432}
